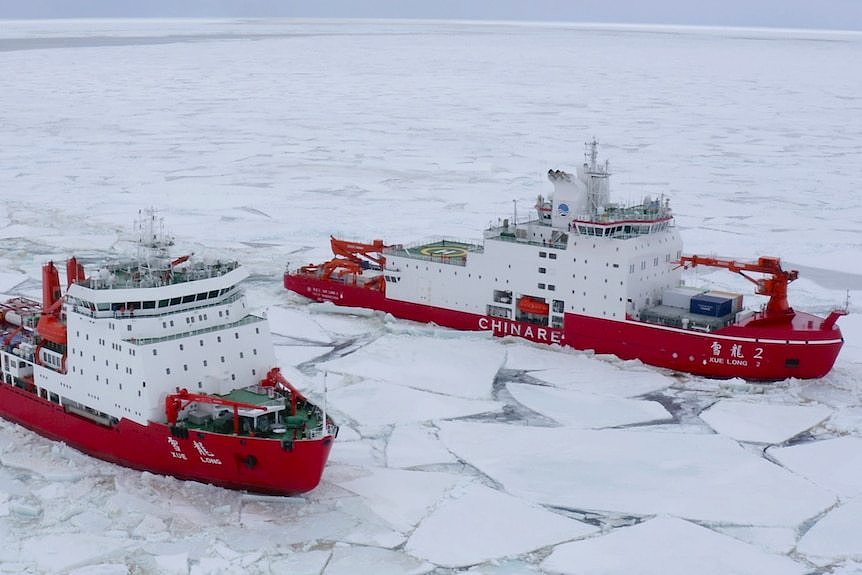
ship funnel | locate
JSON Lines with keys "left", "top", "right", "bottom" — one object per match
{"left": 66, "top": 256, "right": 86, "bottom": 288}
{"left": 42, "top": 261, "right": 62, "bottom": 310}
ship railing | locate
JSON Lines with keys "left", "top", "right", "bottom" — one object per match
{"left": 383, "top": 236, "right": 484, "bottom": 266}
{"left": 307, "top": 422, "right": 338, "bottom": 439}
{"left": 384, "top": 236, "right": 484, "bottom": 254}
{"left": 127, "top": 314, "right": 264, "bottom": 345}
{"left": 81, "top": 261, "right": 240, "bottom": 290}
{"left": 486, "top": 220, "right": 568, "bottom": 250}
{"left": 70, "top": 291, "right": 244, "bottom": 320}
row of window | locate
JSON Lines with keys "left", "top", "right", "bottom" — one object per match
{"left": 68, "top": 286, "right": 237, "bottom": 313}
{"left": 576, "top": 221, "right": 670, "bottom": 237}
{"left": 164, "top": 349, "right": 258, "bottom": 374}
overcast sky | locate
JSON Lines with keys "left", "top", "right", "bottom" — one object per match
{"left": 1, "top": 0, "right": 861, "bottom": 31}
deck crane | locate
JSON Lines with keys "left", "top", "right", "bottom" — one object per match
{"left": 297, "top": 237, "right": 389, "bottom": 292}
{"left": 677, "top": 255, "right": 798, "bottom": 319}
{"left": 165, "top": 389, "right": 266, "bottom": 435}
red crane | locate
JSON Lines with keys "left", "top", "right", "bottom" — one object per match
{"left": 165, "top": 388, "right": 266, "bottom": 435}
{"left": 329, "top": 237, "right": 387, "bottom": 267}
{"left": 260, "top": 367, "right": 306, "bottom": 416}
{"left": 678, "top": 255, "right": 798, "bottom": 319}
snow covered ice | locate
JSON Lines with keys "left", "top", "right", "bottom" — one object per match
{"left": 1, "top": 17, "right": 862, "bottom": 574}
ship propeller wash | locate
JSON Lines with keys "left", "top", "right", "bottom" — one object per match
{"left": 1, "top": 210, "right": 336, "bottom": 495}
{"left": 285, "top": 141, "right": 846, "bottom": 381}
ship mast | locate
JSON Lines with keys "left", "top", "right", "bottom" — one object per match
{"left": 134, "top": 208, "right": 175, "bottom": 286}
{"left": 584, "top": 139, "right": 610, "bottom": 217}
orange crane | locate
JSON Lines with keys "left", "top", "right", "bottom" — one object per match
{"left": 329, "top": 237, "right": 386, "bottom": 267}
{"left": 678, "top": 255, "right": 798, "bottom": 318}
{"left": 299, "top": 237, "right": 388, "bottom": 291}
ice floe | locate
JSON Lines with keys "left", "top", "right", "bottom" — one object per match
{"left": 507, "top": 382, "right": 672, "bottom": 427}
{"left": 386, "top": 424, "right": 458, "bottom": 468}
{"left": 438, "top": 421, "right": 836, "bottom": 525}
{"left": 797, "top": 496, "right": 862, "bottom": 565}
{"left": 700, "top": 398, "right": 833, "bottom": 444}
{"left": 329, "top": 380, "right": 502, "bottom": 427}
{"left": 768, "top": 437, "right": 862, "bottom": 498}
{"left": 406, "top": 483, "right": 597, "bottom": 568}
{"left": 541, "top": 516, "right": 807, "bottom": 575}
{"left": 321, "top": 334, "right": 505, "bottom": 399}
{"left": 335, "top": 467, "right": 463, "bottom": 532}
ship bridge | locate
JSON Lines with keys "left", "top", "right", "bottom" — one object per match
{"left": 66, "top": 264, "right": 248, "bottom": 320}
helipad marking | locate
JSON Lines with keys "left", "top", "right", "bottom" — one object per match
{"left": 419, "top": 245, "right": 469, "bottom": 258}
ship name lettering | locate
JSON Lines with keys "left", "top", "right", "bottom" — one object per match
{"left": 171, "top": 452, "right": 188, "bottom": 460}
{"left": 193, "top": 440, "right": 216, "bottom": 457}
{"left": 309, "top": 286, "right": 341, "bottom": 301}
{"left": 201, "top": 456, "right": 223, "bottom": 465}
{"left": 479, "top": 317, "right": 562, "bottom": 344}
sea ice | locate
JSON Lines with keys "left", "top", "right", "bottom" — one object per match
{"left": 541, "top": 516, "right": 807, "bottom": 575}
{"left": 797, "top": 496, "right": 862, "bottom": 564}
{"left": 17, "top": 533, "right": 134, "bottom": 573}
{"left": 0, "top": 272, "right": 27, "bottom": 293}
{"left": 320, "top": 333, "right": 505, "bottom": 399}
{"left": 768, "top": 437, "right": 862, "bottom": 498}
{"left": 515, "top": 351, "right": 674, "bottom": 398}
{"left": 324, "top": 545, "right": 434, "bottom": 575}
{"left": 438, "top": 421, "right": 836, "bottom": 525}
{"left": 273, "top": 343, "right": 334, "bottom": 367}
{"left": 385, "top": 424, "right": 458, "bottom": 468}
{"left": 266, "top": 550, "right": 331, "bottom": 575}
{"left": 406, "top": 483, "right": 596, "bottom": 568}
{"left": 265, "top": 305, "right": 333, "bottom": 343}
{"left": 328, "top": 380, "right": 502, "bottom": 427}
{"left": 700, "top": 398, "right": 833, "bottom": 444}
{"left": 68, "top": 566, "right": 130, "bottom": 575}
{"left": 506, "top": 382, "right": 672, "bottom": 427}
{"left": 335, "top": 467, "right": 463, "bottom": 532}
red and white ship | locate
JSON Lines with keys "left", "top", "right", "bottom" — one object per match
{"left": 286, "top": 141, "right": 846, "bottom": 381}
{"left": 1, "top": 211, "right": 336, "bottom": 495}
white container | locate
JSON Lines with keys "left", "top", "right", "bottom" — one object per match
{"left": 662, "top": 286, "right": 708, "bottom": 309}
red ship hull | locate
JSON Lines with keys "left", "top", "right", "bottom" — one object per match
{"left": 0, "top": 382, "right": 333, "bottom": 495}
{"left": 285, "top": 275, "right": 843, "bottom": 381}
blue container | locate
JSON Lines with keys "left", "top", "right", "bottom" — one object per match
{"left": 689, "top": 294, "right": 733, "bottom": 317}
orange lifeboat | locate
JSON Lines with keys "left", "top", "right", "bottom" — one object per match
{"left": 518, "top": 296, "right": 549, "bottom": 315}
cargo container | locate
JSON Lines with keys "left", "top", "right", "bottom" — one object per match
{"left": 662, "top": 286, "right": 708, "bottom": 309}
{"left": 705, "top": 290, "right": 743, "bottom": 314}
{"left": 690, "top": 294, "right": 733, "bottom": 317}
